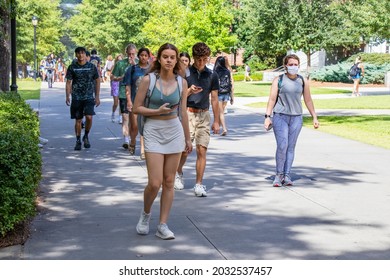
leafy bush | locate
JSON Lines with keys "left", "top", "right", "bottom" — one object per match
{"left": 311, "top": 62, "right": 390, "bottom": 84}
{"left": 0, "top": 92, "right": 42, "bottom": 237}
{"left": 344, "top": 52, "right": 390, "bottom": 65}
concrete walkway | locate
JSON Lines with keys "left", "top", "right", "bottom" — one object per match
{"left": 1, "top": 82, "right": 390, "bottom": 260}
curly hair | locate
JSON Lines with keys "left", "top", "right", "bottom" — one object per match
{"left": 192, "top": 42, "right": 211, "bottom": 58}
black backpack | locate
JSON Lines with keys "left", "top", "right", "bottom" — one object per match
{"left": 349, "top": 63, "right": 360, "bottom": 77}
{"left": 217, "top": 69, "right": 232, "bottom": 94}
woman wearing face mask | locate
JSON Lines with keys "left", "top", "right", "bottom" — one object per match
{"left": 264, "top": 54, "right": 319, "bottom": 187}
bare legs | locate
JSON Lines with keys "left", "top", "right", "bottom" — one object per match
{"left": 143, "top": 152, "right": 181, "bottom": 224}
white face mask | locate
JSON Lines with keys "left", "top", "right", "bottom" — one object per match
{"left": 286, "top": 65, "right": 299, "bottom": 75}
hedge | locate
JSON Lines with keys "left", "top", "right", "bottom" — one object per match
{"left": 0, "top": 92, "right": 42, "bottom": 237}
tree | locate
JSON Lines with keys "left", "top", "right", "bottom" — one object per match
{"left": 66, "top": 0, "right": 151, "bottom": 58}
{"left": 0, "top": 1, "right": 12, "bottom": 92}
{"left": 142, "top": 0, "right": 187, "bottom": 53}
{"left": 16, "top": 0, "right": 64, "bottom": 72}
{"left": 181, "top": 0, "right": 237, "bottom": 54}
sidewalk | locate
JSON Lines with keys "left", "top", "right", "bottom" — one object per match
{"left": 1, "top": 82, "right": 390, "bottom": 260}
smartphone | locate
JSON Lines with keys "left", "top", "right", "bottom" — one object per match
{"left": 169, "top": 103, "right": 179, "bottom": 109}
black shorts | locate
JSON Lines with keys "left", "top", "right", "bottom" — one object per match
{"left": 70, "top": 99, "right": 96, "bottom": 119}
{"left": 119, "top": 98, "right": 129, "bottom": 114}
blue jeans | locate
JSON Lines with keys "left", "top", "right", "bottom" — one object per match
{"left": 272, "top": 113, "right": 303, "bottom": 175}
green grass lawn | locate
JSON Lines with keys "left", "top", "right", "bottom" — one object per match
{"left": 303, "top": 115, "right": 390, "bottom": 149}
{"left": 17, "top": 80, "right": 41, "bottom": 100}
{"left": 234, "top": 81, "right": 351, "bottom": 97}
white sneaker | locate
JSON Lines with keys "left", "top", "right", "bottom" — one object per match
{"left": 155, "top": 223, "right": 175, "bottom": 240}
{"left": 118, "top": 115, "right": 123, "bottom": 124}
{"left": 111, "top": 114, "right": 115, "bottom": 123}
{"left": 194, "top": 184, "right": 207, "bottom": 197}
{"left": 39, "top": 136, "right": 48, "bottom": 145}
{"left": 174, "top": 173, "right": 184, "bottom": 190}
{"left": 136, "top": 211, "right": 151, "bottom": 235}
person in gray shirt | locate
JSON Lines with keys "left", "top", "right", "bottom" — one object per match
{"left": 264, "top": 54, "right": 319, "bottom": 187}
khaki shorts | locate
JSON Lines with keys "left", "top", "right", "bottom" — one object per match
{"left": 188, "top": 111, "right": 210, "bottom": 148}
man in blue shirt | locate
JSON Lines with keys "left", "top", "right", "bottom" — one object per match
{"left": 65, "top": 46, "right": 100, "bottom": 150}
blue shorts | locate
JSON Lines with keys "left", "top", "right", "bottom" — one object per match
{"left": 218, "top": 94, "right": 230, "bottom": 102}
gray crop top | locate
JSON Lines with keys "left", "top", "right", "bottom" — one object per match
{"left": 148, "top": 85, "right": 180, "bottom": 116}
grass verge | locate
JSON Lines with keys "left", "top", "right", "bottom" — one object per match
{"left": 303, "top": 115, "right": 390, "bottom": 149}
{"left": 17, "top": 80, "right": 41, "bottom": 100}
{"left": 247, "top": 95, "right": 390, "bottom": 109}
{"left": 234, "top": 81, "right": 351, "bottom": 97}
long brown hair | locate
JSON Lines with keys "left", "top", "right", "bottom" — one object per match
{"left": 149, "top": 43, "right": 182, "bottom": 75}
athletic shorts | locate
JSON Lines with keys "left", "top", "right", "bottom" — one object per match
{"left": 119, "top": 98, "right": 129, "bottom": 114}
{"left": 70, "top": 99, "right": 96, "bottom": 119}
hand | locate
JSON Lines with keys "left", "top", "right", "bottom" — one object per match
{"left": 159, "top": 103, "right": 174, "bottom": 114}
{"left": 313, "top": 118, "right": 319, "bottom": 129}
{"left": 264, "top": 117, "right": 272, "bottom": 131}
{"left": 211, "top": 121, "right": 220, "bottom": 134}
{"left": 127, "top": 102, "right": 133, "bottom": 112}
{"left": 185, "top": 140, "right": 193, "bottom": 154}
{"left": 190, "top": 85, "right": 203, "bottom": 95}
{"left": 66, "top": 96, "right": 71, "bottom": 106}
{"left": 230, "top": 96, "right": 234, "bottom": 105}
{"left": 95, "top": 97, "right": 100, "bottom": 107}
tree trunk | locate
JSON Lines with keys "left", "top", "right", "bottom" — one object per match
{"left": 306, "top": 50, "right": 311, "bottom": 79}
{"left": 0, "top": 5, "right": 10, "bottom": 92}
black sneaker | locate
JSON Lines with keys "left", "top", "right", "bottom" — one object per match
{"left": 74, "top": 141, "right": 82, "bottom": 150}
{"left": 81, "top": 121, "right": 85, "bottom": 129}
{"left": 83, "top": 136, "right": 91, "bottom": 148}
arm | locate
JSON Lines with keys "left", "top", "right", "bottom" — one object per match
{"left": 126, "top": 85, "right": 133, "bottom": 112}
{"left": 65, "top": 80, "right": 72, "bottom": 106}
{"left": 180, "top": 79, "right": 192, "bottom": 154}
{"left": 302, "top": 78, "right": 319, "bottom": 129}
{"left": 263, "top": 77, "right": 279, "bottom": 130}
{"left": 210, "top": 89, "right": 220, "bottom": 134}
{"left": 94, "top": 77, "right": 101, "bottom": 107}
{"left": 230, "top": 72, "right": 234, "bottom": 105}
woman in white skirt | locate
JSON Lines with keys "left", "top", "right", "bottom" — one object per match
{"left": 133, "top": 43, "right": 192, "bottom": 240}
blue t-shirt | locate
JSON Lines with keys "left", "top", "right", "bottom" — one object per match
{"left": 124, "top": 64, "right": 149, "bottom": 102}
{"left": 65, "top": 61, "right": 99, "bottom": 100}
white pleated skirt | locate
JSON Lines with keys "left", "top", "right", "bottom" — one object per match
{"left": 143, "top": 117, "right": 185, "bottom": 154}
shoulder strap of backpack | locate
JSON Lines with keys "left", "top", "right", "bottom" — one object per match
{"left": 297, "top": 74, "right": 305, "bottom": 92}
{"left": 175, "top": 74, "right": 183, "bottom": 120}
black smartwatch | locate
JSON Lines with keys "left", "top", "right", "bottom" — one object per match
{"left": 265, "top": 114, "right": 271, "bottom": 118}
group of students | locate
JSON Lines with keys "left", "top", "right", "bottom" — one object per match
{"left": 39, "top": 53, "right": 67, "bottom": 84}
{"left": 64, "top": 42, "right": 319, "bottom": 240}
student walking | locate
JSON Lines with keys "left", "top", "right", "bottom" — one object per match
{"left": 264, "top": 54, "right": 319, "bottom": 187}
{"left": 213, "top": 56, "right": 234, "bottom": 136}
{"left": 174, "top": 42, "right": 220, "bottom": 196}
{"left": 65, "top": 46, "right": 101, "bottom": 150}
{"left": 124, "top": 47, "right": 151, "bottom": 158}
{"left": 133, "top": 43, "right": 192, "bottom": 240}
{"left": 110, "top": 54, "right": 123, "bottom": 123}
{"left": 111, "top": 44, "right": 137, "bottom": 150}
{"left": 350, "top": 56, "right": 365, "bottom": 97}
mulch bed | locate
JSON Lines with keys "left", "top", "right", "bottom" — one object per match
{"left": 0, "top": 220, "right": 31, "bottom": 248}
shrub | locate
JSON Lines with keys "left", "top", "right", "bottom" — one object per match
{"left": 0, "top": 92, "right": 42, "bottom": 237}
{"left": 311, "top": 62, "right": 390, "bottom": 84}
